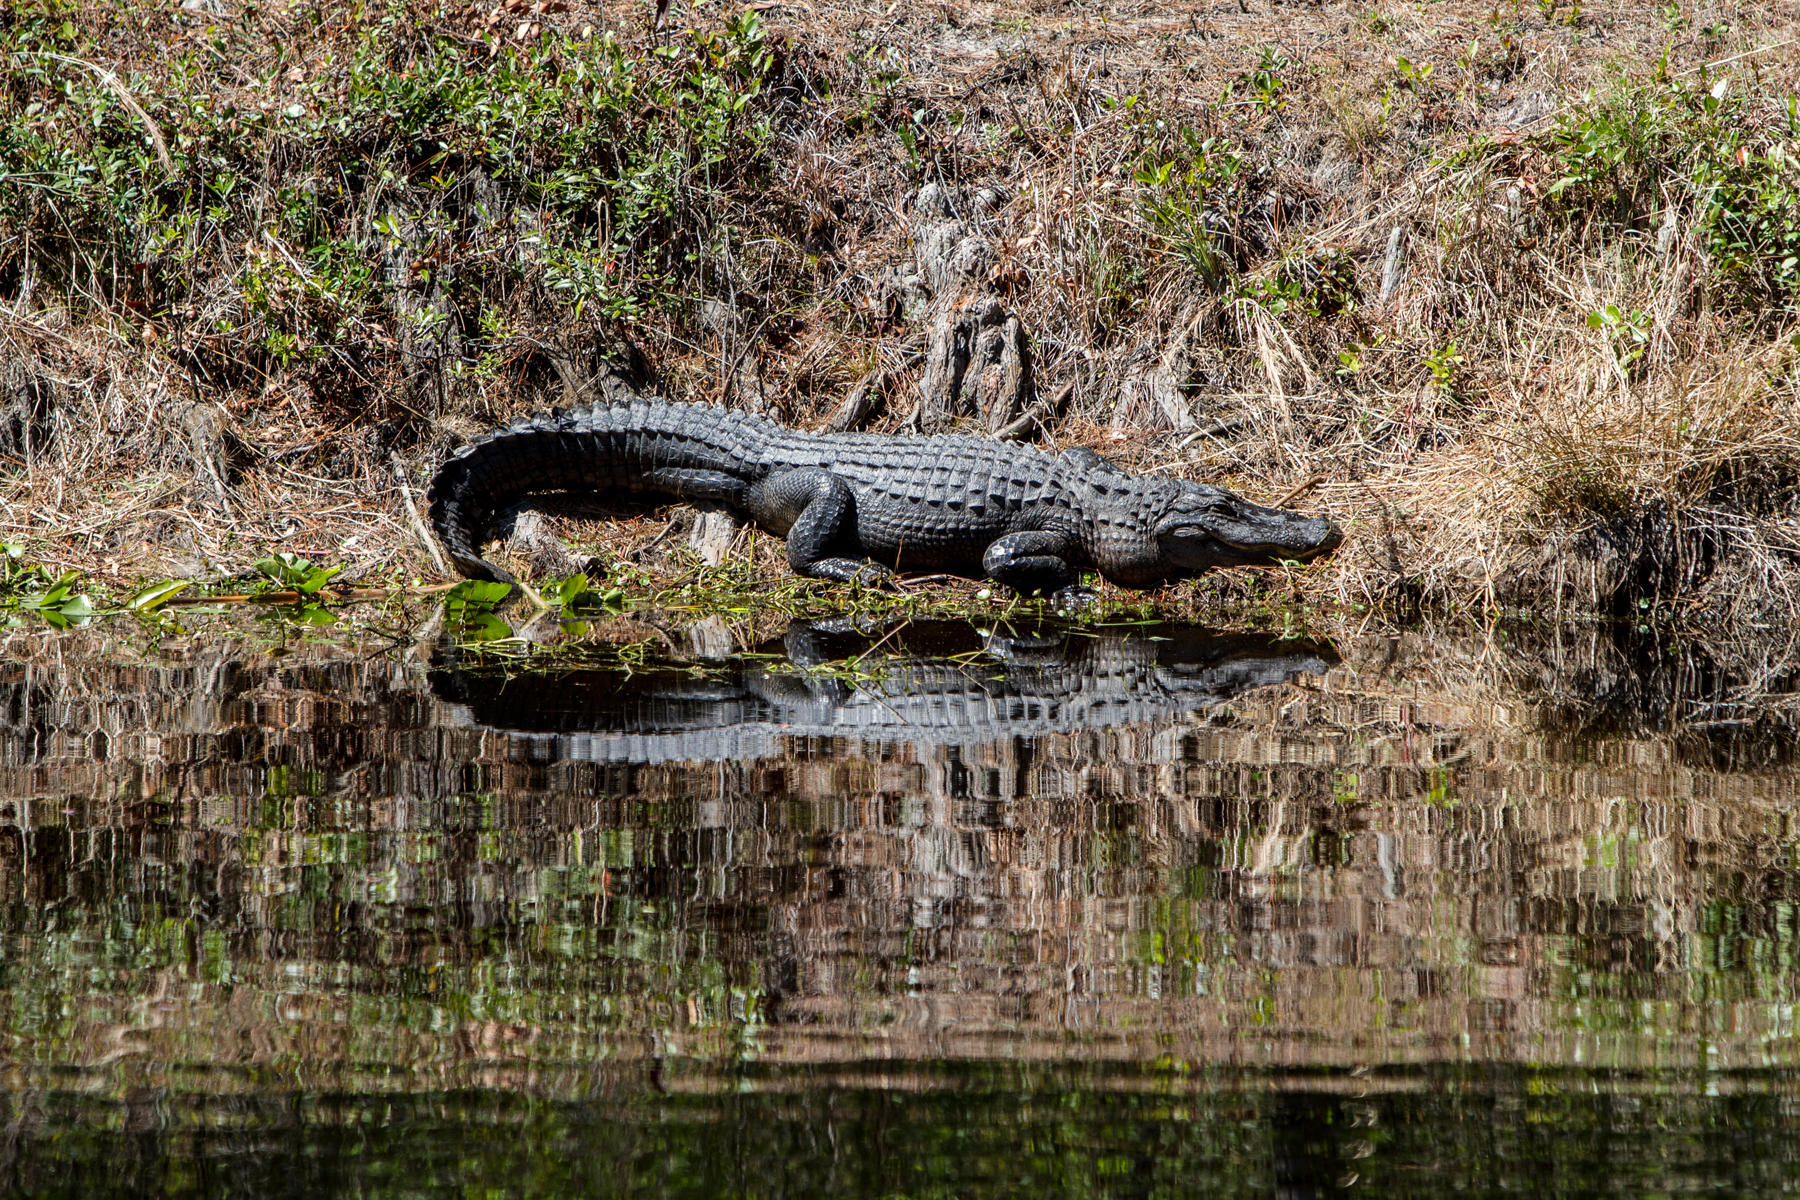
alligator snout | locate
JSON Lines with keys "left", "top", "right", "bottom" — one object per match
{"left": 1211, "top": 508, "right": 1343, "bottom": 563}
{"left": 1292, "top": 515, "right": 1343, "bottom": 559}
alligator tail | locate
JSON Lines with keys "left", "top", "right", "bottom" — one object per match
{"left": 426, "top": 399, "right": 775, "bottom": 584}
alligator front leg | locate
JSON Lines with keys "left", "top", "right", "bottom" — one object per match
{"left": 982, "top": 530, "right": 1083, "bottom": 596}
{"left": 745, "top": 468, "right": 895, "bottom": 585}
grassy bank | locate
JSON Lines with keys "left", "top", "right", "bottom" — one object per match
{"left": 2, "top": 0, "right": 1798, "bottom": 651}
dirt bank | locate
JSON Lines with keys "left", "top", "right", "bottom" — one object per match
{"left": 2, "top": 0, "right": 1798, "bottom": 642}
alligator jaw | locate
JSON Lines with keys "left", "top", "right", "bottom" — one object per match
{"left": 1209, "top": 512, "right": 1343, "bottom": 564}
{"left": 1155, "top": 488, "right": 1343, "bottom": 574}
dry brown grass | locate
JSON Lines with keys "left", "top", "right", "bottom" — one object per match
{"left": 1, "top": 0, "right": 1798, "bottom": 659}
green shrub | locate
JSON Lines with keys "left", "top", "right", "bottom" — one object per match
{"left": 1133, "top": 132, "right": 1250, "bottom": 281}
{"left": 1547, "top": 75, "right": 1800, "bottom": 310}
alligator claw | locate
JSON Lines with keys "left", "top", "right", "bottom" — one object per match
{"left": 802, "top": 557, "right": 898, "bottom": 589}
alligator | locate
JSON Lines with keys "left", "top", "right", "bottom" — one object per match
{"left": 428, "top": 618, "right": 1337, "bottom": 764}
{"left": 427, "top": 397, "right": 1341, "bottom": 596}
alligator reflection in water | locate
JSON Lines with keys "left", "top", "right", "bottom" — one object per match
{"left": 429, "top": 620, "right": 1337, "bottom": 762}
{"left": 1, "top": 619, "right": 1799, "bottom": 1195}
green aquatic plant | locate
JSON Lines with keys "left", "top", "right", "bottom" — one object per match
{"left": 541, "top": 573, "right": 627, "bottom": 615}
{"left": 0, "top": 543, "right": 94, "bottom": 628}
{"left": 252, "top": 551, "right": 342, "bottom": 596}
{"left": 124, "top": 579, "right": 189, "bottom": 614}
{"left": 15, "top": 571, "right": 94, "bottom": 628}
{"left": 249, "top": 551, "right": 345, "bottom": 626}
{"left": 442, "top": 578, "right": 516, "bottom": 642}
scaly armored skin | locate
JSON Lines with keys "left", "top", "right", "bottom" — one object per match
{"left": 426, "top": 397, "right": 1342, "bottom": 594}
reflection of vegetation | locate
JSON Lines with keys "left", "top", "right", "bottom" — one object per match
{"left": 3, "top": 627, "right": 1800, "bottom": 1191}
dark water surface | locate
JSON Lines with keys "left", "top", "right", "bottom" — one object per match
{"left": 2, "top": 616, "right": 1798, "bottom": 1197}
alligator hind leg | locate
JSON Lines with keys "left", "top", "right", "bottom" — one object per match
{"left": 746, "top": 468, "right": 895, "bottom": 586}
{"left": 981, "top": 530, "right": 1081, "bottom": 595}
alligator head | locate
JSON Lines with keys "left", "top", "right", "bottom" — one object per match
{"left": 1152, "top": 481, "right": 1342, "bottom": 575}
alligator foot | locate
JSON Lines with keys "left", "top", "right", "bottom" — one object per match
{"left": 803, "top": 557, "right": 898, "bottom": 589}
{"left": 981, "top": 531, "right": 1081, "bottom": 596}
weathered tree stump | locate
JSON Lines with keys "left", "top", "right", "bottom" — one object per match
{"left": 687, "top": 507, "right": 742, "bottom": 567}
{"left": 917, "top": 296, "right": 1033, "bottom": 433}
{"left": 499, "top": 509, "right": 589, "bottom": 579}
{"left": 905, "top": 183, "right": 1036, "bottom": 433}
{"left": 180, "top": 402, "right": 252, "bottom": 509}
{"left": 0, "top": 364, "right": 57, "bottom": 467}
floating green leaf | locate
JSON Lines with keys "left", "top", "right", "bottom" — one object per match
{"left": 21, "top": 571, "right": 95, "bottom": 627}
{"left": 446, "top": 579, "right": 514, "bottom": 609}
{"left": 254, "top": 552, "right": 343, "bottom": 595}
{"left": 543, "top": 575, "right": 627, "bottom": 615}
{"left": 127, "top": 580, "right": 190, "bottom": 612}
{"left": 295, "top": 603, "right": 338, "bottom": 626}
{"left": 458, "top": 612, "right": 513, "bottom": 642}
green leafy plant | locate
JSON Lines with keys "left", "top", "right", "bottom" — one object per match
{"left": 125, "top": 579, "right": 189, "bottom": 614}
{"left": 253, "top": 552, "right": 342, "bottom": 596}
{"left": 1134, "top": 133, "right": 1248, "bottom": 281}
{"left": 0, "top": 544, "right": 92, "bottom": 627}
{"left": 1537, "top": 0, "right": 1581, "bottom": 26}
{"left": 1395, "top": 55, "right": 1435, "bottom": 89}
{"left": 1235, "top": 248, "right": 1359, "bottom": 319}
{"left": 1545, "top": 76, "right": 1800, "bottom": 309}
{"left": 19, "top": 572, "right": 94, "bottom": 628}
{"left": 1587, "top": 303, "right": 1651, "bottom": 369}
{"left": 542, "top": 573, "right": 627, "bottom": 614}
{"left": 0, "top": 9, "right": 780, "bottom": 380}
{"left": 443, "top": 578, "right": 515, "bottom": 642}
{"left": 250, "top": 552, "right": 345, "bottom": 626}
{"left": 1424, "top": 341, "right": 1466, "bottom": 396}
{"left": 1229, "top": 46, "right": 1293, "bottom": 113}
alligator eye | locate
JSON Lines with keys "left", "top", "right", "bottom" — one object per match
{"left": 1174, "top": 496, "right": 1226, "bottom": 516}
